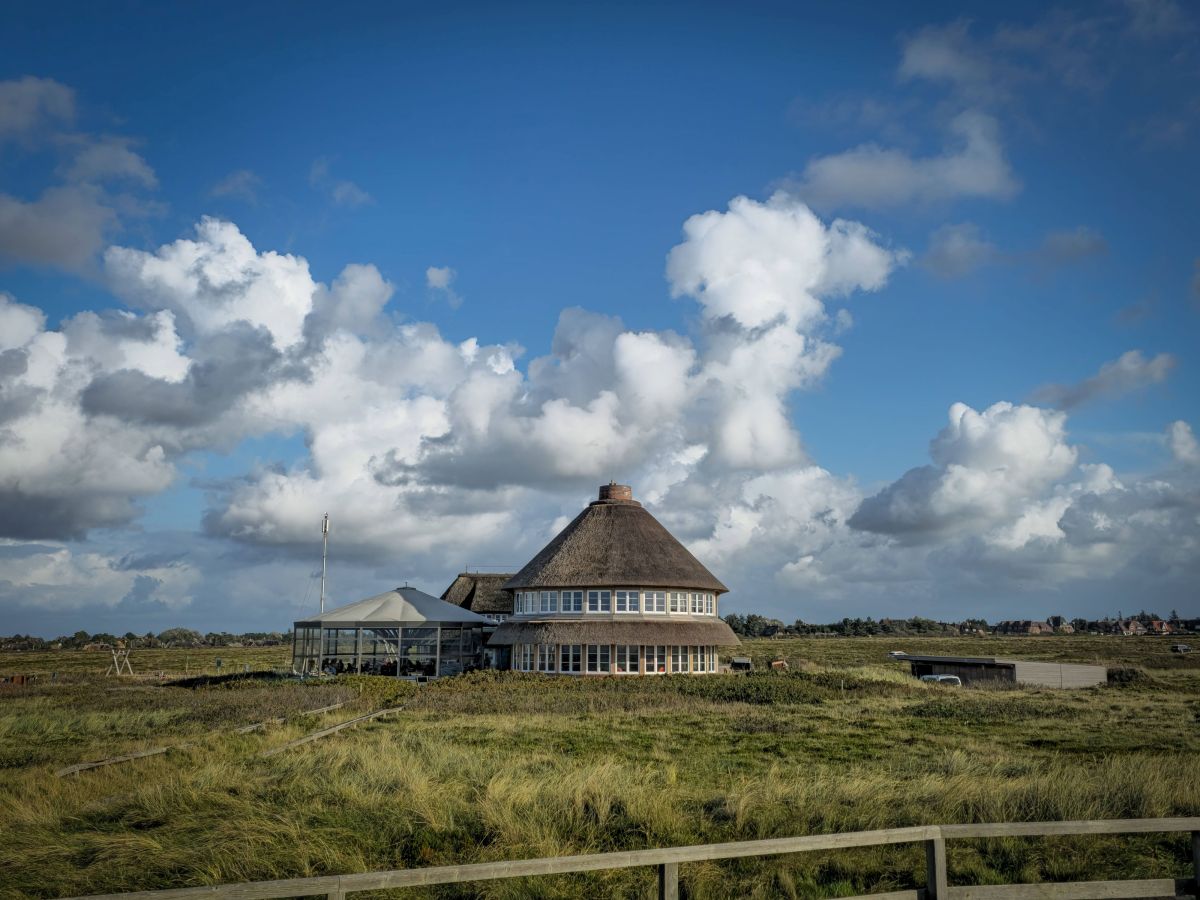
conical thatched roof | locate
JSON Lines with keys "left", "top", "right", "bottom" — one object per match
{"left": 441, "top": 573, "right": 515, "bottom": 616}
{"left": 504, "top": 484, "right": 727, "bottom": 593}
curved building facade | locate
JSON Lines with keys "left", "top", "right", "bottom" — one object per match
{"left": 489, "top": 483, "right": 739, "bottom": 674}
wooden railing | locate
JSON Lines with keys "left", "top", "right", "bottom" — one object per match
{"left": 63, "top": 817, "right": 1200, "bottom": 900}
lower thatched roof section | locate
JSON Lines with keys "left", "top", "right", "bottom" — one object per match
{"left": 488, "top": 618, "right": 740, "bottom": 647}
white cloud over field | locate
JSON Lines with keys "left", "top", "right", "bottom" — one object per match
{"left": 0, "top": 188, "right": 1194, "bottom": 631}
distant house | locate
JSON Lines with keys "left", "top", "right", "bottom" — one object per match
{"left": 995, "top": 620, "right": 1053, "bottom": 636}
{"left": 1046, "top": 615, "right": 1074, "bottom": 634}
{"left": 1147, "top": 620, "right": 1173, "bottom": 635}
{"left": 1116, "top": 619, "right": 1148, "bottom": 636}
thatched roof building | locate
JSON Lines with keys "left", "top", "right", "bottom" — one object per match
{"left": 491, "top": 483, "right": 738, "bottom": 675}
{"left": 441, "top": 572, "right": 515, "bottom": 619}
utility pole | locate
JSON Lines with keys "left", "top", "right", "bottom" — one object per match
{"left": 320, "top": 513, "right": 330, "bottom": 613}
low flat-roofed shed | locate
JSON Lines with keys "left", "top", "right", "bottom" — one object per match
{"left": 894, "top": 653, "right": 1106, "bottom": 688}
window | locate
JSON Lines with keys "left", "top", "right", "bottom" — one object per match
{"left": 561, "top": 590, "right": 583, "bottom": 613}
{"left": 586, "top": 643, "right": 611, "bottom": 673}
{"left": 644, "top": 591, "right": 666, "bottom": 613}
{"left": 540, "top": 591, "right": 558, "bottom": 613}
{"left": 645, "top": 645, "right": 667, "bottom": 674}
{"left": 690, "top": 593, "right": 703, "bottom": 614}
{"left": 587, "top": 590, "right": 611, "bottom": 613}
{"left": 671, "top": 646, "right": 687, "bottom": 673}
{"left": 669, "top": 592, "right": 687, "bottom": 613}
{"left": 514, "top": 644, "right": 535, "bottom": 671}
{"left": 615, "top": 590, "right": 640, "bottom": 613}
{"left": 560, "top": 644, "right": 582, "bottom": 673}
{"left": 695, "top": 646, "right": 710, "bottom": 673}
{"left": 615, "top": 644, "right": 640, "bottom": 673}
{"left": 706, "top": 595, "right": 714, "bottom": 616}
{"left": 537, "top": 644, "right": 556, "bottom": 672}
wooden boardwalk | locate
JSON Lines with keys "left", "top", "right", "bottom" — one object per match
{"left": 61, "top": 817, "right": 1200, "bottom": 900}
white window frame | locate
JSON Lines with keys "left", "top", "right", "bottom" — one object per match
{"left": 690, "top": 593, "right": 702, "bottom": 614}
{"left": 644, "top": 591, "right": 666, "bottom": 614}
{"left": 537, "top": 644, "right": 556, "bottom": 672}
{"left": 540, "top": 590, "right": 558, "bottom": 613}
{"left": 615, "top": 644, "right": 640, "bottom": 674}
{"left": 586, "top": 590, "right": 611, "bottom": 613}
{"left": 706, "top": 595, "right": 714, "bottom": 616}
{"left": 559, "top": 644, "right": 582, "bottom": 673}
{"left": 670, "top": 645, "right": 687, "bottom": 673}
{"left": 615, "top": 590, "right": 640, "bottom": 613}
{"left": 669, "top": 592, "right": 687, "bottom": 614}
{"left": 645, "top": 644, "right": 667, "bottom": 674}
{"left": 561, "top": 590, "right": 583, "bottom": 613}
{"left": 586, "top": 643, "right": 611, "bottom": 674}
{"left": 515, "top": 643, "right": 534, "bottom": 671}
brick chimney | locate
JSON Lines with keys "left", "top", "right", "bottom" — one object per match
{"left": 598, "top": 482, "right": 633, "bottom": 502}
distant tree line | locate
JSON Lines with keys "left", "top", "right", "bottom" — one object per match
{"left": 0, "top": 629, "right": 291, "bottom": 652}
{"left": 723, "top": 614, "right": 977, "bottom": 638}
{"left": 724, "top": 610, "right": 1195, "bottom": 638}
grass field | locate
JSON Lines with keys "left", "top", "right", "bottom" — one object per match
{"left": 0, "top": 636, "right": 1197, "bottom": 899}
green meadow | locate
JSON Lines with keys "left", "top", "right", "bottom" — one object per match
{"left": 0, "top": 636, "right": 1197, "bottom": 899}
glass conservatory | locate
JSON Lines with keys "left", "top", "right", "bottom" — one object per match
{"left": 292, "top": 585, "right": 491, "bottom": 677}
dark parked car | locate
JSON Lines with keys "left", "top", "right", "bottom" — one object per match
{"left": 1171, "top": 644, "right": 1192, "bottom": 653}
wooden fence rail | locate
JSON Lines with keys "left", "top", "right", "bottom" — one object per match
{"left": 61, "top": 817, "right": 1200, "bottom": 900}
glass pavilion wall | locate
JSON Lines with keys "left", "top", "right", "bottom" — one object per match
{"left": 292, "top": 624, "right": 484, "bottom": 677}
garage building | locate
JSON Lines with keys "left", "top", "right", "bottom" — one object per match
{"left": 893, "top": 653, "right": 1106, "bottom": 688}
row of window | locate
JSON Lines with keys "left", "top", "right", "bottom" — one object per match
{"left": 513, "top": 590, "right": 717, "bottom": 616}
{"left": 512, "top": 644, "right": 718, "bottom": 674}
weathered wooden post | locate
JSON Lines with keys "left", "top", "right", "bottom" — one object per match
{"left": 924, "top": 832, "right": 947, "bottom": 900}
{"left": 658, "top": 861, "right": 679, "bottom": 900}
{"left": 1192, "top": 830, "right": 1200, "bottom": 897}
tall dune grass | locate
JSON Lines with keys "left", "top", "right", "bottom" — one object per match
{"left": 0, "top": 644, "right": 1197, "bottom": 899}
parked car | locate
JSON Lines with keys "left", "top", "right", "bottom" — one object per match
{"left": 920, "top": 674, "right": 962, "bottom": 686}
{"left": 729, "top": 657, "right": 754, "bottom": 673}
{"left": 888, "top": 650, "right": 907, "bottom": 658}
{"left": 1171, "top": 644, "right": 1192, "bottom": 654}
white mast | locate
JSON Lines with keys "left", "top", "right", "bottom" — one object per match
{"left": 319, "top": 513, "right": 330, "bottom": 613}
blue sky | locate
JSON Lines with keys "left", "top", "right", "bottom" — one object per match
{"left": 1, "top": 0, "right": 1197, "bottom": 636}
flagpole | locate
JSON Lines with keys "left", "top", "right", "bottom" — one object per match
{"left": 320, "top": 513, "right": 330, "bottom": 613}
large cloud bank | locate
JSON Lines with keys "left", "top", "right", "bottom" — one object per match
{"left": 0, "top": 202, "right": 1195, "bottom": 626}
